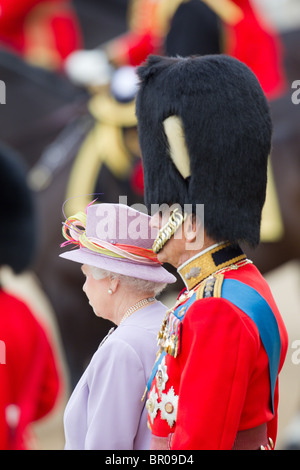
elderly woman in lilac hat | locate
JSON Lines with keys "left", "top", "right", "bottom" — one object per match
{"left": 60, "top": 202, "right": 176, "bottom": 450}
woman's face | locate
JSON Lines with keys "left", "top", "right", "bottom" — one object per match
{"left": 81, "top": 264, "right": 111, "bottom": 319}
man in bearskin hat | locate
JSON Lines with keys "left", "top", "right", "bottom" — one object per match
{"left": 0, "top": 144, "right": 61, "bottom": 449}
{"left": 135, "top": 54, "right": 288, "bottom": 450}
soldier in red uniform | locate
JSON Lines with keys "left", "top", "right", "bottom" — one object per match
{"left": 135, "top": 54, "right": 288, "bottom": 450}
{"left": 105, "top": 0, "right": 285, "bottom": 99}
{"left": 0, "top": 0, "right": 81, "bottom": 70}
{"left": 0, "top": 145, "right": 61, "bottom": 449}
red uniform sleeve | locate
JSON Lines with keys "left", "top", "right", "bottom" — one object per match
{"left": 17, "top": 314, "right": 61, "bottom": 429}
{"left": 225, "top": 0, "right": 286, "bottom": 99}
{"left": 0, "top": 367, "right": 10, "bottom": 449}
{"left": 0, "top": 0, "right": 41, "bottom": 20}
{"left": 28, "top": 323, "right": 61, "bottom": 422}
{"left": 171, "top": 297, "right": 269, "bottom": 450}
{"left": 0, "top": 292, "right": 61, "bottom": 449}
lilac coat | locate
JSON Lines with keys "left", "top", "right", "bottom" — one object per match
{"left": 64, "top": 301, "right": 166, "bottom": 449}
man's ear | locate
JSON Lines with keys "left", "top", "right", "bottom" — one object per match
{"left": 184, "top": 213, "right": 198, "bottom": 243}
{"left": 184, "top": 213, "right": 206, "bottom": 251}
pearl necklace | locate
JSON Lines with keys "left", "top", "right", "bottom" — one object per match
{"left": 119, "top": 297, "right": 155, "bottom": 325}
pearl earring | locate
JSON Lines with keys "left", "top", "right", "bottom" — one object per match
{"left": 108, "top": 288, "right": 113, "bottom": 295}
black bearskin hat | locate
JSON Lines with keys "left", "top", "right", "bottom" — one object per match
{"left": 136, "top": 54, "right": 272, "bottom": 247}
{"left": 0, "top": 144, "right": 37, "bottom": 273}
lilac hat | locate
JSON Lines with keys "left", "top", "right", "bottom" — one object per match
{"left": 60, "top": 203, "right": 176, "bottom": 284}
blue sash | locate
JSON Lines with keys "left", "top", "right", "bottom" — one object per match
{"left": 221, "top": 279, "right": 281, "bottom": 414}
{"left": 147, "top": 280, "right": 281, "bottom": 414}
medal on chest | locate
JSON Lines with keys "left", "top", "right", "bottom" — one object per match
{"left": 157, "top": 290, "right": 196, "bottom": 357}
{"left": 145, "top": 291, "right": 196, "bottom": 428}
{"left": 146, "top": 355, "right": 179, "bottom": 428}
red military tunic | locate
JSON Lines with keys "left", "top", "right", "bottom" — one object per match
{"left": 0, "top": 289, "right": 61, "bottom": 449}
{"left": 0, "top": 0, "right": 82, "bottom": 69}
{"left": 146, "top": 243, "right": 288, "bottom": 450}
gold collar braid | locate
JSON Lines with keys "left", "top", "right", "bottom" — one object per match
{"left": 178, "top": 242, "right": 246, "bottom": 291}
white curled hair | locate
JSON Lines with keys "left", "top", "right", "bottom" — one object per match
{"left": 89, "top": 265, "right": 167, "bottom": 297}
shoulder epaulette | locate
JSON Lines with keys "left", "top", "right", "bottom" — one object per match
{"left": 196, "top": 274, "right": 224, "bottom": 300}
